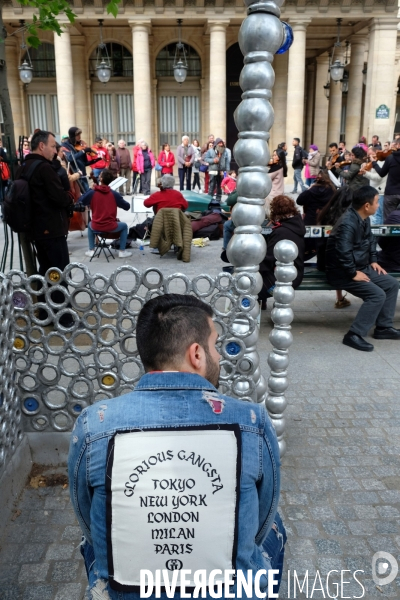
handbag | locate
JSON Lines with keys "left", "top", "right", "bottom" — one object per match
{"left": 194, "top": 160, "right": 201, "bottom": 169}
{"left": 155, "top": 162, "right": 162, "bottom": 172}
{"left": 0, "top": 161, "right": 11, "bottom": 181}
{"left": 199, "top": 163, "right": 208, "bottom": 173}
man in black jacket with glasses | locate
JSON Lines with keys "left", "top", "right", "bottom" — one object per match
{"left": 326, "top": 186, "right": 400, "bottom": 352}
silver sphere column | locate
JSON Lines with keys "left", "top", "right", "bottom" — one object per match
{"left": 227, "top": 0, "right": 288, "bottom": 406}
{"left": 266, "top": 240, "right": 298, "bottom": 456}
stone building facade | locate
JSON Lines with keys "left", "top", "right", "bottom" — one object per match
{"left": 3, "top": 0, "right": 400, "bottom": 163}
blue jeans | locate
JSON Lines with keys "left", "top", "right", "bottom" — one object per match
{"left": 223, "top": 219, "right": 235, "bottom": 249}
{"left": 370, "top": 195, "right": 384, "bottom": 226}
{"left": 92, "top": 168, "right": 104, "bottom": 180}
{"left": 88, "top": 221, "right": 128, "bottom": 250}
{"left": 306, "top": 177, "right": 316, "bottom": 187}
{"left": 293, "top": 168, "right": 306, "bottom": 192}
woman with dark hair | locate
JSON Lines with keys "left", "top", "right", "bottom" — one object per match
{"left": 316, "top": 186, "right": 354, "bottom": 308}
{"left": 265, "top": 149, "right": 287, "bottom": 215}
{"left": 335, "top": 146, "right": 369, "bottom": 190}
{"left": 296, "top": 170, "right": 336, "bottom": 260}
{"left": 296, "top": 170, "right": 335, "bottom": 226}
{"left": 158, "top": 143, "right": 175, "bottom": 175}
{"left": 259, "top": 194, "right": 306, "bottom": 309}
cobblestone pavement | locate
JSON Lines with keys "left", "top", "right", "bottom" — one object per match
{"left": 1, "top": 188, "right": 400, "bottom": 598}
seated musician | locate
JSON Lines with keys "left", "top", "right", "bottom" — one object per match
{"left": 77, "top": 168, "right": 132, "bottom": 259}
{"left": 68, "top": 293, "right": 287, "bottom": 599}
{"left": 143, "top": 174, "right": 188, "bottom": 214}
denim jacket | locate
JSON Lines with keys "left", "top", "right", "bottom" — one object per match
{"left": 68, "top": 372, "right": 281, "bottom": 599}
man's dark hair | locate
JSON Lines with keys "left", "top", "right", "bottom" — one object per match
{"left": 293, "top": 137, "right": 300, "bottom": 144}
{"left": 372, "top": 135, "right": 379, "bottom": 140}
{"left": 329, "top": 143, "right": 338, "bottom": 149}
{"left": 31, "top": 130, "right": 54, "bottom": 151}
{"left": 352, "top": 186, "right": 379, "bottom": 210}
{"left": 351, "top": 146, "right": 366, "bottom": 160}
{"left": 100, "top": 169, "right": 115, "bottom": 186}
{"left": 136, "top": 294, "right": 214, "bottom": 371}
{"left": 95, "top": 136, "right": 103, "bottom": 143}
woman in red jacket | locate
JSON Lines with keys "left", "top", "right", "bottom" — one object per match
{"left": 158, "top": 143, "right": 175, "bottom": 175}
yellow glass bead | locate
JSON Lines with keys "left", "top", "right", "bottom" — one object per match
{"left": 14, "top": 338, "right": 25, "bottom": 349}
{"left": 49, "top": 270, "right": 61, "bottom": 282}
{"left": 102, "top": 375, "right": 115, "bottom": 386}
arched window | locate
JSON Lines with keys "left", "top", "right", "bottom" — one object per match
{"left": 89, "top": 43, "right": 133, "bottom": 78}
{"left": 26, "top": 42, "right": 56, "bottom": 78}
{"left": 156, "top": 44, "right": 201, "bottom": 78}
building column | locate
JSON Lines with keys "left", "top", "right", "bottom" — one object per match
{"left": 208, "top": 20, "right": 229, "bottom": 141}
{"left": 313, "top": 53, "right": 330, "bottom": 156}
{"left": 270, "top": 52, "right": 288, "bottom": 152}
{"left": 202, "top": 35, "right": 210, "bottom": 142}
{"left": 4, "top": 38, "right": 24, "bottom": 139}
{"left": 345, "top": 36, "right": 366, "bottom": 147}
{"left": 54, "top": 26, "right": 76, "bottom": 135}
{"left": 364, "top": 18, "right": 398, "bottom": 142}
{"left": 71, "top": 36, "right": 89, "bottom": 142}
{"left": 305, "top": 62, "right": 315, "bottom": 149}
{"left": 327, "top": 49, "right": 344, "bottom": 146}
{"left": 285, "top": 20, "right": 310, "bottom": 153}
{"left": 130, "top": 20, "right": 152, "bottom": 146}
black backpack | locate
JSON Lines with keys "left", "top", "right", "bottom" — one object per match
{"left": 3, "top": 160, "right": 42, "bottom": 233}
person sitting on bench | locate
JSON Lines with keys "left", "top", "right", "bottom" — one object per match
{"left": 78, "top": 168, "right": 132, "bottom": 259}
{"left": 326, "top": 185, "right": 400, "bottom": 352}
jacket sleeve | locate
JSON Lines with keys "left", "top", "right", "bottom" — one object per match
{"left": 307, "top": 153, "right": 320, "bottom": 168}
{"left": 368, "top": 225, "right": 378, "bottom": 263}
{"left": 158, "top": 152, "right": 166, "bottom": 167}
{"left": 296, "top": 190, "right": 308, "bottom": 206}
{"left": 205, "top": 150, "right": 216, "bottom": 166}
{"left": 79, "top": 189, "right": 95, "bottom": 207}
{"left": 150, "top": 151, "right": 155, "bottom": 168}
{"left": 112, "top": 190, "right": 130, "bottom": 210}
{"left": 68, "top": 412, "right": 93, "bottom": 544}
{"left": 176, "top": 147, "right": 185, "bottom": 167}
{"left": 338, "top": 163, "right": 359, "bottom": 181}
{"left": 254, "top": 412, "right": 281, "bottom": 546}
{"left": 371, "top": 160, "right": 389, "bottom": 178}
{"left": 334, "top": 220, "right": 358, "bottom": 278}
{"left": 143, "top": 194, "right": 156, "bottom": 208}
{"left": 41, "top": 164, "right": 74, "bottom": 208}
{"left": 363, "top": 169, "right": 382, "bottom": 186}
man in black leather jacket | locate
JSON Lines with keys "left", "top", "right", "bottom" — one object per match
{"left": 326, "top": 186, "right": 400, "bottom": 352}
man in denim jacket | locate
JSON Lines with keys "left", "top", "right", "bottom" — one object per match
{"left": 69, "top": 294, "right": 286, "bottom": 599}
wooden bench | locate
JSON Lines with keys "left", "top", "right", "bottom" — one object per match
{"left": 261, "top": 223, "right": 400, "bottom": 292}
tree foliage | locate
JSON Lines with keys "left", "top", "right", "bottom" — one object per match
{"left": 16, "top": 0, "right": 121, "bottom": 48}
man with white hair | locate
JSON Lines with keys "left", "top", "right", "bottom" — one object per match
{"left": 143, "top": 174, "right": 188, "bottom": 214}
{"left": 176, "top": 135, "right": 195, "bottom": 192}
{"left": 116, "top": 139, "right": 132, "bottom": 195}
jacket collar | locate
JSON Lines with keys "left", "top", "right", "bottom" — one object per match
{"left": 135, "top": 371, "right": 218, "bottom": 392}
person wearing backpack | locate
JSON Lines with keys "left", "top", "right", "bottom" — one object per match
{"left": 15, "top": 130, "right": 75, "bottom": 326}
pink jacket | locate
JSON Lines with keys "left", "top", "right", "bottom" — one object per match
{"left": 136, "top": 148, "right": 155, "bottom": 174}
{"left": 221, "top": 175, "right": 237, "bottom": 194}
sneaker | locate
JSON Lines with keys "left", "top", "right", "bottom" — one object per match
{"left": 118, "top": 250, "right": 132, "bottom": 258}
{"left": 198, "top": 189, "right": 203, "bottom": 194}
{"left": 85, "top": 250, "right": 95, "bottom": 257}
{"left": 335, "top": 296, "right": 351, "bottom": 309}
{"left": 290, "top": 190, "right": 297, "bottom": 194}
